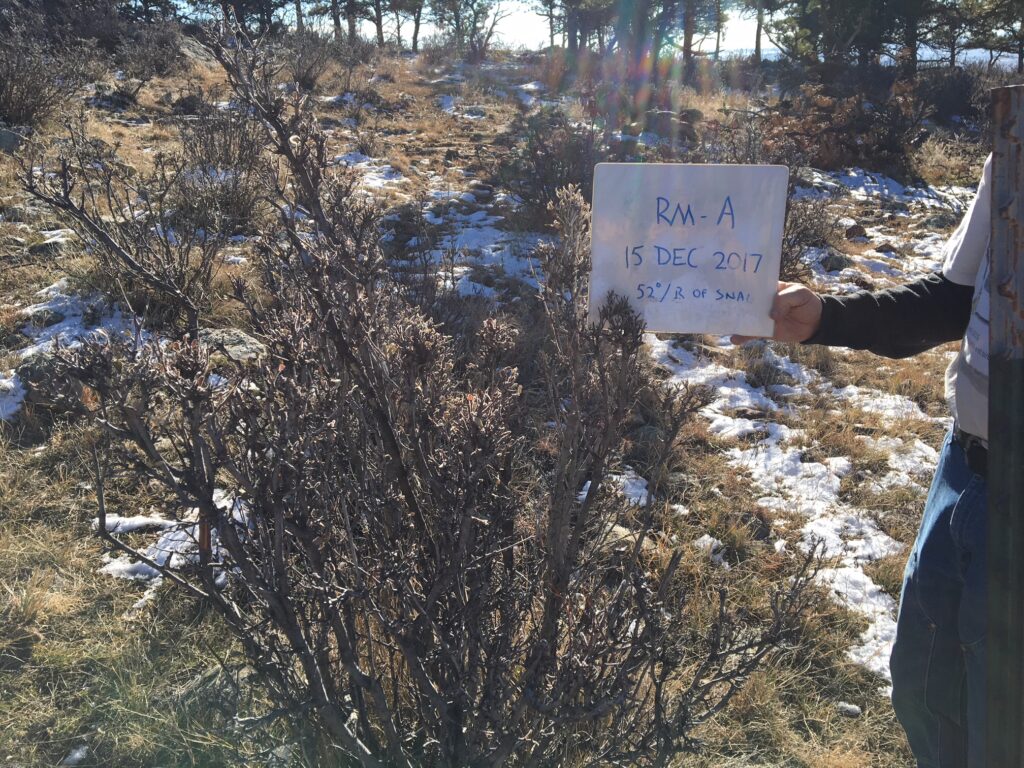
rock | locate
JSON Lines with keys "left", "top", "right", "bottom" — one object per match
{"left": 678, "top": 107, "right": 704, "bottom": 124}
{"left": 15, "top": 352, "right": 85, "bottom": 412}
{"left": 819, "top": 247, "right": 854, "bottom": 272}
{"left": 837, "top": 701, "right": 862, "bottom": 718}
{"left": 875, "top": 241, "right": 900, "bottom": 255}
{"left": 178, "top": 34, "right": 217, "bottom": 65}
{"left": 25, "top": 308, "right": 65, "bottom": 329}
{"left": 923, "top": 211, "right": 959, "bottom": 229}
{"left": 28, "top": 230, "right": 75, "bottom": 258}
{"left": 844, "top": 223, "right": 867, "bottom": 240}
{"left": 621, "top": 121, "right": 644, "bottom": 137}
{"left": 462, "top": 105, "right": 486, "bottom": 118}
{"left": 1, "top": 201, "right": 49, "bottom": 224}
{"left": 468, "top": 180, "right": 494, "bottom": 200}
{"left": 0, "top": 127, "right": 23, "bottom": 155}
{"left": 199, "top": 327, "right": 266, "bottom": 362}
{"left": 643, "top": 110, "right": 698, "bottom": 142}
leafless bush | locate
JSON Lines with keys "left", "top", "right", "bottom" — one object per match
{"left": 35, "top": 29, "right": 818, "bottom": 767}
{"left": 780, "top": 196, "right": 842, "bottom": 282}
{"left": 21, "top": 119, "right": 225, "bottom": 335}
{"left": 114, "top": 22, "right": 183, "bottom": 101}
{"left": 499, "top": 107, "right": 602, "bottom": 225}
{"left": 0, "top": 24, "right": 90, "bottom": 127}
{"left": 175, "top": 110, "right": 269, "bottom": 234}
{"left": 335, "top": 36, "right": 377, "bottom": 93}
{"left": 354, "top": 128, "right": 383, "bottom": 157}
{"left": 281, "top": 29, "right": 333, "bottom": 92}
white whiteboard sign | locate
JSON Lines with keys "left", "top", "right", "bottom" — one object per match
{"left": 588, "top": 163, "right": 789, "bottom": 336}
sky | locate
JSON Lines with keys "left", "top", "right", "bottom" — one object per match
{"left": 488, "top": 3, "right": 767, "bottom": 53}
{"left": 347, "top": 1, "right": 773, "bottom": 55}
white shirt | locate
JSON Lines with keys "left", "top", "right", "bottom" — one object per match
{"left": 942, "top": 154, "right": 991, "bottom": 444}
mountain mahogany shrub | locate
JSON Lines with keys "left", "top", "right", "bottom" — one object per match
{"left": 779, "top": 196, "right": 841, "bottom": 282}
{"left": 176, "top": 108, "right": 269, "bottom": 234}
{"left": 0, "top": 24, "right": 91, "bottom": 127}
{"left": 280, "top": 30, "right": 334, "bottom": 92}
{"left": 498, "top": 107, "right": 601, "bottom": 226}
{"left": 22, "top": 118, "right": 225, "bottom": 335}
{"left": 42, "top": 30, "right": 818, "bottom": 767}
{"left": 113, "top": 21, "right": 183, "bottom": 101}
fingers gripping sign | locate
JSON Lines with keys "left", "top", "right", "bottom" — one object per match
{"left": 730, "top": 282, "right": 824, "bottom": 345}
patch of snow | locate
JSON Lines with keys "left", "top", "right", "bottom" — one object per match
{"left": 0, "top": 373, "right": 26, "bottom": 421}
{"left": 693, "top": 534, "right": 729, "bottom": 568}
{"left": 652, "top": 334, "right": 914, "bottom": 685}
{"left": 59, "top": 745, "right": 89, "bottom": 766}
{"left": 94, "top": 514, "right": 179, "bottom": 534}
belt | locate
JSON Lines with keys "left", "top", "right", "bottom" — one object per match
{"left": 953, "top": 426, "right": 987, "bottom": 478}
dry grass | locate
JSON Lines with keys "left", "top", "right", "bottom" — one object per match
{"left": 0, "top": 425, "right": 283, "bottom": 766}
{"left": 0, "top": 46, "right": 938, "bottom": 768}
{"left": 911, "top": 134, "right": 986, "bottom": 187}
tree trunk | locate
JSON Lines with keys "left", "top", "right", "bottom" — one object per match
{"left": 413, "top": 6, "right": 422, "bottom": 52}
{"left": 330, "top": 0, "right": 343, "bottom": 39}
{"left": 295, "top": 0, "right": 305, "bottom": 32}
{"left": 374, "top": 0, "right": 385, "bottom": 45}
{"left": 566, "top": 4, "right": 579, "bottom": 53}
{"left": 682, "top": 0, "right": 696, "bottom": 83}
{"left": 903, "top": 14, "right": 919, "bottom": 76}
{"left": 754, "top": 0, "right": 763, "bottom": 64}
{"left": 549, "top": 10, "right": 555, "bottom": 49}
{"left": 346, "top": 0, "right": 358, "bottom": 41}
{"left": 394, "top": 11, "right": 403, "bottom": 48}
{"left": 714, "top": 0, "right": 722, "bottom": 61}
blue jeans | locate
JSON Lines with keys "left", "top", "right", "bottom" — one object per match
{"left": 890, "top": 429, "right": 988, "bottom": 767}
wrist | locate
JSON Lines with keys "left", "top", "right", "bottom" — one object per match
{"left": 801, "top": 294, "right": 831, "bottom": 345}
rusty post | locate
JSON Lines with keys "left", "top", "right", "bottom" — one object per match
{"left": 988, "top": 84, "right": 1024, "bottom": 765}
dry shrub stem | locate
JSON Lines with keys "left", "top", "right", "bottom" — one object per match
{"left": 24, "top": 25, "right": 819, "bottom": 767}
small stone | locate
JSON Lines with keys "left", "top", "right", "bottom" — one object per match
{"left": 0, "top": 127, "right": 23, "bottom": 155}
{"left": 837, "top": 701, "right": 862, "bottom": 718}
{"left": 819, "top": 247, "right": 854, "bottom": 272}
{"left": 875, "top": 241, "right": 899, "bottom": 255}
{"left": 844, "top": 223, "right": 867, "bottom": 240}
{"left": 26, "top": 308, "right": 65, "bottom": 328}
{"left": 199, "top": 327, "right": 266, "bottom": 362}
{"left": 28, "top": 230, "right": 75, "bottom": 258}
{"left": 923, "top": 211, "right": 959, "bottom": 229}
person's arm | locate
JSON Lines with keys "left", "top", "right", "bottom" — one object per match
{"left": 805, "top": 272, "right": 973, "bottom": 358}
{"left": 731, "top": 273, "right": 973, "bottom": 358}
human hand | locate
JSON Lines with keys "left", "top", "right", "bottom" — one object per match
{"left": 730, "top": 281, "right": 823, "bottom": 345}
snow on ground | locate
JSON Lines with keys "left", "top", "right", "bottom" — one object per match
{"left": 99, "top": 491, "right": 247, "bottom": 587}
{"left": 333, "top": 151, "right": 406, "bottom": 189}
{"left": 1, "top": 280, "right": 140, "bottom": 422}
{"left": 647, "top": 334, "right": 937, "bottom": 685}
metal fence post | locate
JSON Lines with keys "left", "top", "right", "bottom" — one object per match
{"left": 988, "top": 83, "right": 1024, "bottom": 766}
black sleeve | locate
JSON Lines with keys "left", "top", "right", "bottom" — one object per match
{"left": 803, "top": 272, "right": 974, "bottom": 359}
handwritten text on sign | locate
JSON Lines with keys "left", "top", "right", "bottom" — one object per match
{"left": 588, "top": 163, "right": 789, "bottom": 336}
